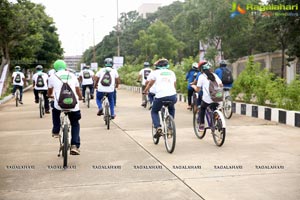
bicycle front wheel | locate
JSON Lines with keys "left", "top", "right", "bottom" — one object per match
{"left": 223, "top": 96, "right": 233, "bottom": 119}
{"left": 86, "top": 90, "right": 90, "bottom": 108}
{"left": 193, "top": 110, "right": 206, "bottom": 139}
{"left": 39, "top": 96, "right": 44, "bottom": 118}
{"left": 105, "top": 104, "right": 110, "bottom": 130}
{"left": 15, "top": 90, "right": 19, "bottom": 107}
{"left": 164, "top": 115, "right": 176, "bottom": 153}
{"left": 212, "top": 111, "right": 226, "bottom": 147}
{"left": 62, "top": 124, "right": 69, "bottom": 168}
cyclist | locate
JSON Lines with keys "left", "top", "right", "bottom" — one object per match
{"left": 47, "top": 59, "right": 83, "bottom": 155}
{"left": 78, "top": 65, "right": 95, "bottom": 102}
{"left": 214, "top": 60, "right": 233, "bottom": 89}
{"left": 143, "top": 58, "right": 177, "bottom": 138}
{"left": 138, "top": 62, "right": 152, "bottom": 107}
{"left": 185, "top": 62, "right": 199, "bottom": 110}
{"left": 32, "top": 65, "right": 50, "bottom": 113}
{"left": 191, "top": 62, "right": 222, "bottom": 131}
{"left": 94, "top": 58, "right": 120, "bottom": 119}
{"left": 12, "top": 66, "right": 26, "bottom": 104}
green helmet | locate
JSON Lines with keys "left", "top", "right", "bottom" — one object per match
{"left": 15, "top": 66, "right": 21, "bottom": 71}
{"left": 202, "top": 62, "right": 212, "bottom": 70}
{"left": 53, "top": 60, "right": 67, "bottom": 71}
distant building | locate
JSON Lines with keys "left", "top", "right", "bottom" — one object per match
{"left": 64, "top": 55, "right": 81, "bottom": 71}
{"left": 138, "top": 3, "right": 161, "bottom": 18}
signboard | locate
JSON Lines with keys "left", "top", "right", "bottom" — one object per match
{"left": 91, "top": 62, "right": 98, "bottom": 71}
{"left": 113, "top": 56, "right": 124, "bottom": 70}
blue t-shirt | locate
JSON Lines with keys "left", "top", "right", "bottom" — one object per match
{"left": 186, "top": 69, "right": 199, "bottom": 90}
{"left": 215, "top": 67, "right": 233, "bottom": 88}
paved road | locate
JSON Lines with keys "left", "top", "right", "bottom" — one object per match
{"left": 0, "top": 88, "right": 299, "bottom": 200}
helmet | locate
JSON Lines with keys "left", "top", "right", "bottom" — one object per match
{"left": 198, "top": 60, "right": 207, "bottom": 69}
{"left": 154, "top": 58, "right": 169, "bottom": 69}
{"left": 53, "top": 59, "right": 67, "bottom": 71}
{"left": 202, "top": 62, "right": 212, "bottom": 70}
{"left": 104, "top": 58, "right": 113, "bottom": 67}
{"left": 15, "top": 66, "right": 21, "bottom": 71}
{"left": 143, "top": 62, "right": 150, "bottom": 68}
{"left": 219, "top": 60, "right": 227, "bottom": 67}
{"left": 192, "top": 62, "right": 198, "bottom": 70}
{"left": 36, "top": 65, "right": 43, "bottom": 71}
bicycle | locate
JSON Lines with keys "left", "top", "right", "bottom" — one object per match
{"left": 38, "top": 91, "right": 45, "bottom": 118}
{"left": 151, "top": 101, "right": 176, "bottom": 153}
{"left": 193, "top": 103, "right": 226, "bottom": 147}
{"left": 57, "top": 111, "right": 71, "bottom": 168}
{"left": 222, "top": 88, "right": 233, "bottom": 119}
{"left": 191, "top": 91, "right": 198, "bottom": 114}
{"left": 85, "top": 87, "right": 91, "bottom": 108}
{"left": 101, "top": 93, "right": 110, "bottom": 130}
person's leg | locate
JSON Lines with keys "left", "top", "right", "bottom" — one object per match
{"left": 96, "top": 91, "right": 104, "bottom": 115}
{"left": 12, "top": 85, "right": 16, "bottom": 95}
{"left": 151, "top": 98, "right": 163, "bottom": 129}
{"left": 68, "top": 111, "right": 81, "bottom": 149}
{"left": 187, "top": 89, "right": 193, "bottom": 107}
{"left": 82, "top": 85, "right": 86, "bottom": 100}
{"left": 200, "top": 101, "right": 209, "bottom": 125}
{"left": 43, "top": 90, "right": 50, "bottom": 111}
{"left": 19, "top": 86, "right": 23, "bottom": 101}
{"left": 166, "top": 95, "right": 177, "bottom": 119}
{"left": 107, "top": 92, "right": 115, "bottom": 117}
{"left": 51, "top": 107, "right": 61, "bottom": 134}
{"left": 141, "top": 85, "right": 146, "bottom": 105}
{"left": 89, "top": 84, "right": 94, "bottom": 99}
{"left": 113, "top": 89, "right": 117, "bottom": 106}
{"left": 33, "top": 89, "right": 39, "bottom": 103}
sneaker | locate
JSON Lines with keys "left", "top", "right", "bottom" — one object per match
{"left": 90, "top": 95, "right": 94, "bottom": 99}
{"left": 70, "top": 145, "right": 80, "bottom": 155}
{"left": 35, "top": 100, "right": 39, "bottom": 104}
{"left": 198, "top": 124, "right": 205, "bottom": 132}
{"left": 45, "top": 110, "right": 50, "bottom": 114}
{"left": 82, "top": 98, "right": 85, "bottom": 103}
{"left": 52, "top": 133, "right": 59, "bottom": 138}
{"left": 141, "top": 103, "right": 146, "bottom": 107}
{"left": 97, "top": 109, "right": 103, "bottom": 116}
{"left": 187, "top": 106, "right": 192, "bottom": 110}
{"left": 153, "top": 127, "right": 163, "bottom": 138}
{"left": 111, "top": 115, "right": 116, "bottom": 120}
{"left": 19, "top": 101, "right": 23, "bottom": 104}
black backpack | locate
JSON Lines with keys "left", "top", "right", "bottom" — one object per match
{"left": 56, "top": 74, "right": 77, "bottom": 109}
{"left": 15, "top": 73, "right": 21, "bottom": 83}
{"left": 143, "top": 69, "right": 151, "bottom": 80}
{"left": 100, "top": 70, "right": 112, "bottom": 86}
{"left": 221, "top": 68, "right": 233, "bottom": 84}
{"left": 36, "top": 74, "right": 45, "bottom": 87}
{"left": 83, "top": 71, "right": 91, "bottom": 79}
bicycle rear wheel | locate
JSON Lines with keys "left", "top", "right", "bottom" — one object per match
{"left": 62, "top": 124, "right": 68, "bottom": 168}
{"left": 164, "top": 115, "right": 176, "bottom": 153}
{"left": 193, "top": 110, "right": 206, "bottom": 139}
{"left": 86, "top": 89, "right": 90, "bottom": 108}
{"left": 39, "top": 96, "right": 44, "bottom": 118}
{"left": 151, "top": 124, "right": 160, "bottom": 144}
{"left": 15, "top": 90, "right": 19, "bottom": 107}
{"left": 105, "top": 104, "right": 110, "bottom": 130}
{"left": 212, "top": 111, "right": 226, "bottom": 147}
{"left": 223, "top": 96, "right": 233, "bottom": 119}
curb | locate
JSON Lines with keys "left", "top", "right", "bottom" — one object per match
{"left": 0, "top": 85, "right": 32, "bottom": 105}
{"left": 120, "top": 85, "right": 300, "bottom": 128}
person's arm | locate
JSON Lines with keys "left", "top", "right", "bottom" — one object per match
{"left": 143, "top": 79, "right": 155, "bottom": 94}
{"left": 94, "top": 76, "right": 99, "bottom": 89}
{"left": 78, "top": 75, "right": 82, "bottom": 84}
{"left": 47, "top": 87, "right": 54, "bottom": 98}
{"left": 115, "top": 77, "right": 120, "bottom": 89}
{"left": 75, "top": 87, "right": 83, "bottom": 100}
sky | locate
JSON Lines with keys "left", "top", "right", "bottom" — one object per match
{"left": 26, "top": 0, "right": 179, "bottom": 56}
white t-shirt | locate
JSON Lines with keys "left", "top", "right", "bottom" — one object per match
{"left": 196, "top": 73, "right": 222, "bottom": 104}
{"left": 48, "top": 69, "right": 56, "bottom": 77}
{"left": 96, "top": 67, "right": 119, "bottom": 93}
{"left": 80, "top": 69, "right": 94, "bottom": 85}
{"left": 148, "top": 69, "right": 176, "bottom": 98}
{"left": 32, "top": 72, "right": 48, "bottom": 90}
{"left": 48, "top": 70, "right": 80, "bottom": 111}
{"left": 12, "top": 72, "right": 25, "bottom": 86}
{"left": 139, "top": 68, "right": 152, "bottom": 86}
{"left": 147, "top": 71, "right": 156, "bottom": 94}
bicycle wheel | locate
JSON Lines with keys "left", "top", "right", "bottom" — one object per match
{"left": 62, "top": 124, "right": 68, "bottom": 168}
{"left": 105, "top": 104, "right": 110, "bottom": 130}
{"left": 15, "top": 90, "right": 19, "bottom": 107}
{"left": 151, "top": 124, "right": 159, "bottom": 144}
{"left": 39, "top": 95, "right": 44, "bottom": 118}
{"left": 86, "top": 89, "right": 90, "bottom": 108}
{"left": 223, "top": 96, "right": 233, "bottom": 119}
{"left": 164, "top": 115, "right": 176, "bottom": 153}
{"left": 212, "top": 111, "right": 226, "bottom": 147}
{"left": 193, "top": 110, "right": 206, "bottom": 139}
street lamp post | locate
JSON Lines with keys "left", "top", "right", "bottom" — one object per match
{"left": 116, "top": 0, "right": 120, "bottom": 56}
{"left": 93, "top": 18, "right": 96, "bottom": 62}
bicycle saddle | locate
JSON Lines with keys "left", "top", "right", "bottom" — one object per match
{"left": 162, "top": 101, "right": 173, "bottom": 106}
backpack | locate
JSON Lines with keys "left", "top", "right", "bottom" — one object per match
{"left": 221, "top": 68, "right": 233, "bottom": 84}
{"left": 36, "top": 74, "right": 45, "bottom": 87}
{"left": 209, "top": 79, "right": 223, "bottom": 102}
{"left": 100, "top": 70, "right": 112, "bottom": 86}
{"left": 55, "top": 74, "right": 77, "bottom": 109}
{"left": 15, "top": 73, "right": 21, "bottom": 83}
{"left": 83, "top": 71, "right": 91, "bottom": 79}
{"left": 143, "top": 69, "right": 151, "bottom": 80}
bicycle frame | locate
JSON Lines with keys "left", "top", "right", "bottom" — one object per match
{"left": 205, "top": 105, "right": 226, "bottom": 129}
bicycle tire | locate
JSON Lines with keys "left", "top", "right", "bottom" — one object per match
{"left": 164, "top": 115, "right": 176, "bottom": 153}
{"left": 151, "top": 124, "right": 160, "bottom": 144}
{"left": 39, "top": 98, "right": 43, "bottom": 118}
{"left": 223, "top": 96, "right": 233, "bottom": 119}
{"left": 193, "top": 110, "right": 206, "bottom": 139}
{"left": 86, "top": 90, "right": 90, "bottom": 108}
{"left": 62, "top": 124, "right": 68, "bottom": 168}
{"left": 212, "top": 111, "right": 226, "bottom": 147}
{"left": 15, "top": 90, "right": 19, "bottom": 107}
{"left": 105, "top": 104, "right": 110, "bottom": 130}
